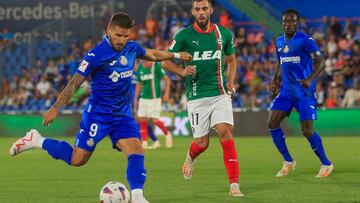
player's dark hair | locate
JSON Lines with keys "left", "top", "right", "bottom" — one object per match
{"left": 282, "top": 9, "right": 300, "bottom": 20}
{"left": 192, "top": 0, "right": 212, "bottom": 6}
{"left": 109, "top": 12, "right": 134, "bottom": 29}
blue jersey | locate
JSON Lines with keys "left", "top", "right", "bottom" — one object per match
{"left": 276, "top": 32, "right": 321, "bottom": 98}
{"left": 77, "top": 36, "right": 146, "bottom": 116}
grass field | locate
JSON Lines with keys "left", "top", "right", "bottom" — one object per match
{"left": 1, "top": 136, "right": 360, "bottom": 203}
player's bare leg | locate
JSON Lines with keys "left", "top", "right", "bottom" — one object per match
{"left": 117, "top": 138, "right": 148, "bottom": 203}
{"left": 183, "top": 135, "right": 209, "bottom": 180}
{"left": 216, "top": 123, "right": 243, "bottom": 197}
{"left": 10, "top": 129, "right": 92, "bottom": 167}
{"left": 268, "top": 110, "right": 296, "bottom": 177}
{"left": 301, "top": 120, "right": 333, "bottom": 178}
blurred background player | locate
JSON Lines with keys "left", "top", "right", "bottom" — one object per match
{"left": 163, "top": 0, "right": 243, "bottom": 197}
{"left": 267, "top": 9, "right": 333, "bottom": 178}
{"left": 9, "top": 12, "right": 192, "bottom": 203}
{"left": 132, "top": 62, "right": 161, "bottom": 149}
{"left": 134, "top": 61, "right": 173, "bottom": 149}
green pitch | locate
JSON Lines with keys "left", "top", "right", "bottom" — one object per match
{"left": 1, "top": 136, "right": 360, "bottom": 203}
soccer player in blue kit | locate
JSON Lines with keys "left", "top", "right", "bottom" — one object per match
{"left": 9, "top": 12, "right": 191, "bottom": 203}
{"left": 268, "top": 9, "right": 333, "bottom": 178}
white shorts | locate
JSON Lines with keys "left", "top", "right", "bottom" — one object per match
{"left": 187, "top": 94, "right": 234, "bottom": 138}
{"left": 137, "top": 98, "right": 162, "bottom": 118}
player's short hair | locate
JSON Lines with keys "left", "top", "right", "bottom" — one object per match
{"left": 192, "top": 0, "right": 212, "bottom": 6}
{"left": 282, "top": 9, "right": 300, "bottom": 20}
{"left": 109, "top": 12, "right": 134, "bottom": 29}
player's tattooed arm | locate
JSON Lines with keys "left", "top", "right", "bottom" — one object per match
{"left": 299, "top": 53, "right": 325, "bottom": 88}
{"left": 141, "top": 49, "right": 192, "bottom": 62}
{"left": 42, "top": 73, "right": 86, "bottom": 126}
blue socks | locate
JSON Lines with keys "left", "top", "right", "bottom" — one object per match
{"left": 147, "top": 124, "right": 158, "bottom": 142}
{"left": 307, "top": 132, "right": 331, "bottom": 165}
{"left": 270, "top": 128, "right": 293, "bottom": 162}
{"left": 42, "top": 138, "right": 73, "bottom": 165}
{"left": 126, "top": 154, "right": 146, "bottom": 190}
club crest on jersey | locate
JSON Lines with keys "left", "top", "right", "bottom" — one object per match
{"left": 120, "top": 56, "right": 128, "bottom": 66}
{"left": 284, "top": 45, "right": 289, "bottom": 53}
{"left": 217, "top": 38, "right": 223, "bottom": 46}
{"left": 86, "top": 138, "right": 94, "bottom": 147}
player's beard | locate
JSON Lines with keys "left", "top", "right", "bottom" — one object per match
{"left": 195, "top": 16, "right": 210, "bottom": 30}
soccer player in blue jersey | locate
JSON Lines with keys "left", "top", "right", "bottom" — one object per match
{"left": 9, "top": 12, "right": 191, "bottom": 203}
{"left": 267, "top": 9, "right": 333, "bottom": 178}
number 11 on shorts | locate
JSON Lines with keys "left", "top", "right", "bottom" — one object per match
{"left": 191, "top": 112, "right": 199, "bottom": 125}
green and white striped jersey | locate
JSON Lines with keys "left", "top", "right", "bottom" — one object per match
{"left": 169, "top": 23, "right": 235, "bottom": 101}
{"left": 137, "top": 62, "right": 165, "bottom": 99}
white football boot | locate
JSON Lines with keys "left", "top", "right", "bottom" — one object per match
{"left": 9, "top": 129, "right": 44, "bottom": 156}
{"left": 182, "top": 151, "right": 195, "bottom": 180}
{"left": 276, "top": 161, "right": 297, "bottom": 177}
{"left": 229, "top": 183, "right": 244, "bottom": 197}
{"left": 316, "top": 164, "right": 334, "bottom": 178}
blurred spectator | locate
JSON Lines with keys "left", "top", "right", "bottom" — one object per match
{"left": 341, "top": 80, "right": 360, "bottom": 107}
{"left": 330, "top": 16, "right": 342, "bottom": 37}
{"left": 168, "top": 11, "right": 180, "bottom": 28}
{"left": 181, "top": 11, "right": 191, "bottom": 27}
{"left": 145, "top": 14, "right": 158, "bottom": 38}
{"left": 170, "top": 21, "right": 184, "bottom": 39}
{"left": 219, "top": 10, "right": 231, "bottom": 28}
{"left": 35, "top": 75, "right": 52, "bottom": 100}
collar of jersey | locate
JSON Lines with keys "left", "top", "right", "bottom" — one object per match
{"left": 284, "top": 31, "right": 298, "bottom": 41}
{"left": 193, "top": 22, "right": 215, "bottom": 34}
{"left": 103, "top": 35, "right": 121, "bottom": 52}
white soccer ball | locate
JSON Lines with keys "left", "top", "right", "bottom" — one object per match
{"left": 99, "top": 181, "right": 130, "bottom": 203}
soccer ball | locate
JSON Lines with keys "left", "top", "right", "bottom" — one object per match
{"left": 99, "top": 181, "right": 130, "bottom": 203}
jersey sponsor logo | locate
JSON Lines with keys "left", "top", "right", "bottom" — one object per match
{"left": 120, "top": 56, "right": 128, "bottom": 66}
{"left": 140, "top": 74, "right": 154, "bottom": 81}
{"left": 280, "top": 56, "right": 301, "bottom": 64}
{"left": 109, "top": 70, "right": 133, "bottom": 82}
{"left": 78, "top": 60, "right": 89, "bottom": 72}
{"left": 193, "top": 50, "right": 221, "bottom": 61}
{"left": 192, "top": 40, "right": 200, "bottom": 46}
{"left": 87, "top": 53, "right": 95, "bottom": 56}
{"left": 169, "top": 40, "right": 176, "bottom": 50}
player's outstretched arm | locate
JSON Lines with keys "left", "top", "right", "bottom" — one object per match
{"left": 161, "top": 61, "right": 196, "bottom": 77}
{"left": 43, "top": 73, "right": 86, "bottom": 126}
{"left": 141, "top": 49, "right": 192, "bottom": 62}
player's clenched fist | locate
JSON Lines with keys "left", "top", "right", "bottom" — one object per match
{"left": 42, "top": 107, "right": 58, "bottom": 126}
{"left": 182, "top": 65, "right": 196, "bottom": 77}
{"left": 179, "top": 52, "right": 192, "bottom": 61}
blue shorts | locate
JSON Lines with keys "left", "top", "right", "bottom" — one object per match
{"left": 270, "top": 92, "right": 317, "bottom": 121}
{"left": 74, "top": 112, "right": 141, "bottom": 152}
